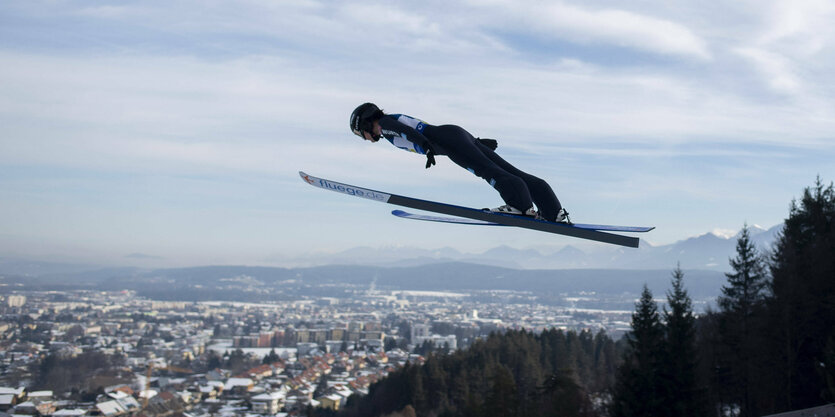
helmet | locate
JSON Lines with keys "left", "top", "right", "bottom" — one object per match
{"left": 350, "top": 102, "right": 382, "bottom": 138}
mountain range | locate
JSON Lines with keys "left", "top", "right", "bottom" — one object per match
{"left": 268, "top": 224, "right": 783, "bottom": 272}
{"left": 0, "top": 224, "right": 782, "bottom": 305}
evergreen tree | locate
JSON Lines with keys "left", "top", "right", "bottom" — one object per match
{"left": 663, "top": 265, "right": 704, "bottom": 417}
{"left": 592, "top": 330, "right": 617, "bottom": 393}
{"left": 717, "top": 225, "right": 769, "bottom": 416}
{"left": 611, "top": 285, "right": 665, "bottom": 417}
{"left": 484, "top": 364, "right": 518, "bottom": 417}
{"left": 769, "top": 178, "right": 835, "bottom": 411}
{"left": 539, "top": 370, "right": 594, "bottom": 417}
{"left": 424, "top": 357, "right": 449, "bottom": 411}
{"left": 720, "top": 225, "right": 769, "bottom": 315}
{"left": 407, "top": 362, "right": 426, "bottom": 413}
{"left": 314, "top": 373, "right": 330, "bottom": 399}
{"left": 263, "top": 348, "right": 280, "bottom": 364}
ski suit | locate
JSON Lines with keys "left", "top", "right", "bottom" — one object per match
{"left": 377, "top": 113, "right": 563, "bottom": 221}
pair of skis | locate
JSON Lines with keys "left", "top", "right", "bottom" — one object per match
{"left": 300, "top": 171, "right": 653, "bottom": 248}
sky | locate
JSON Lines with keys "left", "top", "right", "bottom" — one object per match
{"left": 1, "top": 0, "right": 834, "bottom": 268}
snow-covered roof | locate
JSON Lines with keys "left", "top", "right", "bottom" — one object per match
{"left": 96, "top": 400, "right": 126, "bottom": 417}
{"left": 116, "top": 397, "right": 140, "bottom": 410}
{"left": 251, "top": 392, "right": 284, "bottom": 402}
{"left": 53, "top": 409, "right": 87, "bottom": 416}
{"left": 334, "top": 388, "right": 353, "bottom": 398}
{"left": 138, "top": 390, "right": 158, "bottom": 400}
{"left": 107, "top": 391, "right": 129, "bottom": 400}
{"left": 224, "top": 378, "right": 253, "bottom": 388}
{"left": 0, "top": 388, "right": 23, "bottom": 396}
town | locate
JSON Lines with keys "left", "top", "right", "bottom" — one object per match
{"left": 0, "top": 287, "right": 638, "bottom": 416}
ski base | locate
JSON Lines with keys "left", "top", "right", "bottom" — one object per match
{"left": 391, "top": 209, "right": 654, "bottom": 233}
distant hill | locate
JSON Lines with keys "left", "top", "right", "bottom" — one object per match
{"left": 1, "top": 224, "right": 776, "bottom": 302}
{"left": 1, "top": 259, "right": 726, "bottom": 304}
{"left": 274, "top": 224, "right": 782, "bottom": 271}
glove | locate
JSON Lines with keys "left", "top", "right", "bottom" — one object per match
{"left": 477, "top": 138, "right": 498, "bottom": 150}
{"left": 425, "top": 148, "right": 436, "bottom": 169}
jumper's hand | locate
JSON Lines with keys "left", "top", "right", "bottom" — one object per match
{"left": 425, "top": 148, "right": 436, "bottom": 169}
{"left": 477, "top": 138, "right": 498, "bottom": 150}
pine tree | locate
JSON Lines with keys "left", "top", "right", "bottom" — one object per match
{"left": 484, "top": 364, "right": 519, "bottom": 417}
{"left": 769, "top": 178, "right": 835, "bottom": 411}
{"left": 263, "top": 348, "right": 280, "bottom": 364}
{"left": 539, "top": 370, "right": 594, "bottom": 417}
{"left": 611, "top": 285, "right": 665, "bottom": 417}
{"left": 663, "top": 265, "right": 704, "bottom": 417}
{"left": 424, "top": 357, "right": 449, "bottom": 411}
{"left": 717, "top": 225, "right": 769, "bottom": 416}
{"left": 720, "top": 225, "right": 769, "bottom": 316}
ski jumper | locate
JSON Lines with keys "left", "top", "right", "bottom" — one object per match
{"left": 377, "top": 114, "right": 563, "bottom": 221}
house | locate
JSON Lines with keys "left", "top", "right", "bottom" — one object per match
{"left": 243, "top": 364, "right": 273, "bottom": 381}
{"left": 52, "top": 409, "right": 86, "bottom": 417}
{"left": 207, "top": 368, "right": 230, "bottom": 381}
{"left": 109, "top": 386, "right": 134, "bottom": 397}
{"left": 95, "top": 400, "right": 126, "bottom": 417}
{"left": 12, "top": 401, "right": 37, "bottom": 415}
{"left": 250, "top": 391, "right": 284, "bottom": 415}
{"left": 175, "top": 391, "right": 193, "bottom": 405}
{"left": 0, "top": 388, "right": 24, "bottom": 412}
{"left": 27, "top": 392, "right": 52, "bottom": 401}
{"left": 115, "top": 396, "right": 140, "bottom": 413}
{"left": 317, "top": 394, "right": 343, "bottom": 411}
{"left": 195, "top": 385, "right": 218, "bottom": 400}
{"left": 0, "top": 396, "right": 15, "bottom": 412}
{"left": 146, "top": 391, "right": 186, "bottom": 416}
{"left": 223, "top": 378, "right": 253, "bottom": 396}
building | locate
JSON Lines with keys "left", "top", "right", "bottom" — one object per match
{"left": 411, "top": 324, "right": 430, "bottom": 342}
{"left": 317, "top": 394, "right": 343, "bottom": 411}
{"left": 6, "top": 296, "right": 26, "bottom": 308}
{"left": 411, "top": 324, "right": 457, "bottom": 349}
{"left": 311, "top": 329, "right": 328, "bottom": 344}
{"left": 329, "top": 328, "right": 345, "bottom": 341}
{"left": 251, "top": 391, "right": 284, "bottom": 414}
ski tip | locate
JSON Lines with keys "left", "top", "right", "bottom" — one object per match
{"left": 299, "top": 171, "right": 316, "bottom": 186}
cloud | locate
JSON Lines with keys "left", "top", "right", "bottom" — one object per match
{"left": 729, "top": 0, "right": 835, "bottom": 95}
{"left": 758, "top": 0, "right": 835, "bottom": 53}
{"left": 2, "top": 0, "right": 834, "bottom": 260}
{"left": 468, "top": 0, "right": 711, "bottom": 60}
{"left": 734, "top": 47, "right": 801, "bottom": 94}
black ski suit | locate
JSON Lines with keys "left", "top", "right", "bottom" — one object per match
{"left": 377, "top": 113, "right": 562, "bottom": 221}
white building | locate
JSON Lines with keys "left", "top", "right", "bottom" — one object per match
{"left": 411, "top": 324, "right": 457, "bottom": 350}
{"left": 410, "top": 324, "right": 430, "bottom": 342}
{"left": 6, "top": 295, "right": 26, "bottom": 308}
{"left": 251, "top": 391, "right": 285, "bottom": 415}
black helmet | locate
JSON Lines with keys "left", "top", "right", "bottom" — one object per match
{"left": 350, "top": 102, "right": 382, "bottom": 138}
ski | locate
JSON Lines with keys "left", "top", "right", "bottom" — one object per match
{"left": 391, "top": 209, "right": 505, "bottom": 226}
{"left": 299, "top": 171, "right": 650, "bottom": 248}
{"left": 391, "top": 209, "right": 655, "bottom": 233}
